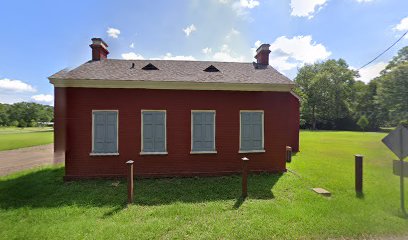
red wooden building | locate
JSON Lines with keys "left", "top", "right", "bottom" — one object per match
{"left": 49, "top": 38, "right": 299, "bottom": 180}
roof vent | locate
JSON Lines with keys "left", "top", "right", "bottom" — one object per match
{"left": 142, "top": 63, "right": 159, "bottom": 70}
{"left": 203, "top": 65, "right": 220, "bottom": 72}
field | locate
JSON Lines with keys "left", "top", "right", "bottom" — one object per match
{"left": 0, "top": 127, "right": 53, "bottom": 151}
{"left": 0, "top": 131, "right": 407, "bottom": 239}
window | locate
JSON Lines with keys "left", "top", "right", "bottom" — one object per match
{"left": 191, "top": 111, "right": 216, "bottom": 154}
{"left": 141, "top": 110, "right": 167, "bottom": 154}
{"left": 240, "top": 111, "right": 264, "bottom": 153}
{"left": 91, "top": 110, "right": 118, "bottom": 155}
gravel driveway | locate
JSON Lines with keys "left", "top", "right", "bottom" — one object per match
{"left": 0, "top": 144, "right": 62, "bottom": 177}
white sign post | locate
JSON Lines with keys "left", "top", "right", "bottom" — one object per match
{"left": 382, "top": 125, "right": 408, "bottom": 217}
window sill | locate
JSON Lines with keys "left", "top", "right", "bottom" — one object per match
{"left": 140, "top": 152, "right": 168, "bottom": 155}
{"left": 238, "top": 149, "right": 265, "bottom": 153}
{"left": 89, "top": 152, "right": 119, "bottom": 156}
{"left": 190, "top": 151, "right": 217, "bottom": 154}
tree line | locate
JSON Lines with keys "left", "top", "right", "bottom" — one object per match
{"left": 0, "top": 102, "right": 53, "bottom": 127}
{"left": 294, "top": 46, "right": 408, "bottom": 131}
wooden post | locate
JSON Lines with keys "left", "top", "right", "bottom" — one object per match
{"left": 242, "top": 157, "right": 249, "bottom": 198}
{"left": 286, "top": 146, "right": 292, "bottom": 162}
{"left": 126, "top": 160, "right": 134, "bottom": 204}
{"left": 355, "top": 155, "right": 363, "bottom": 193}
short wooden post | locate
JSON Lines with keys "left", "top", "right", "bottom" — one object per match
{"left": 126, "top": 160, "right": 134, "bottom": 204}
{"left": 286, "top": 146, "right": 292, "bottom": 162}
{"left": 242, "top": 157, "right": 249, "bottom": 198}
{"left": 355, "top": 155, "right": 363, "bottom": 193}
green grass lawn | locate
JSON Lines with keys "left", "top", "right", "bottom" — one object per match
{"left": 0, "top": 131, "right": 407, "bottom": 239}
{"left": 0, "top": 127, "right": 53, "bottom": 151}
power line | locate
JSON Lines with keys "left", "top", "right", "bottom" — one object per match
{"left": 358, "top": 30, "right": 408, "bottom": 70}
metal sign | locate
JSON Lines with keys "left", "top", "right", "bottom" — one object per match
{"left": 382, "top": 125, "right": 408, "bottom": 160}
{"left": 393, "top": 160, "right": 408, "bottom": 177}
{"left": 382, "top": 125, "right": 408, "bottom": 217}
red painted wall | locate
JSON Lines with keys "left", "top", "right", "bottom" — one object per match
{"left": 54, "top": 87, "right": 299, "bottom": 179}
{"left": 288, "top": 94, "right": 300, "bottom": 152}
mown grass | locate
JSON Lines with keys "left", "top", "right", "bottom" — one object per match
{"left": 0, "top": 127, "right": 53, "bottom": 151}
{"left": 0, "top": 131, "right": 407, "bottom": 239}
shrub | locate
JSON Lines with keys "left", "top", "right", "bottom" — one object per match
{"left": 357, "top": 115, "right": 369, "bottom": 131}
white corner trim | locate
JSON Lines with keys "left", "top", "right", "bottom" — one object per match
{"left": 239, "top": 110, "right": 265, "bottom": 152}
{"left": 141, "top": 110, "right": 167, "bottom": 153}
{"left": 89, "top": 152, "right": 120, "bottom": 156}
{"left": 191, "top": 110, "right": 216, "bottom": 153}
{"left": 238, "top": 150, "right": 266, "bottom": 153}
{"left": 190, "top": 151, "right": 218, "bottom": 154}
{"left": 49, "top": 78, "right": 294, "bottom": 92}
{"left": 91, "top": 110, "right": 119, "bottom": 154}
{"left": 290, "top": 91, "right": 301, "bottom": 101}
{"left": 139, "top": 152, "right": 168, "bottom": 155}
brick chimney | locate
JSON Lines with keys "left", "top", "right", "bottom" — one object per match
{"left": 254, "top": 43, "right": 271, "bottom": 65}
{"left": 90, "top": 38, "right": 109, "bottom": 61}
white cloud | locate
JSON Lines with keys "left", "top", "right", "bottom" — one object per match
{"left": 202, "top": 47, "right": 212, "bottom": 54}
{"left": 225, "top": 28, "right": 240, "bottom": 41}
{"left": 254, "top": 40, "right": 262, "bottom": 48}
{"left": 183, "top": 24, "right": 197, "bottom": 37}
{"left": 268, "top": 35, "right": 331, "bottom": 72}
{"left": 269, "top": 56, "right": 298, "bottom": 72}
{"left": 250, "top": 40, "right": 262, "bottom": 56}
{"left": 238, "top": 0, "right": 259, "bottom": 9}
{"left": 356, "top": 62, "right": 387, "bottom": 83}
{"left": 121, "top": 52, "right": 145, "bottom": 60}
{"left": 356, "top": 0, "right": 373, "bottom": 2}
{"left": 212, "top": 44, "right": 245, "bottom": 62}
{"left": 152, "top": 53, "right": 196, "bottom": 61}
{"left": 394, "top": 16, "right": 408, "bottom": 31}
{"left": 393, "top": 16, "right": 408, "bottom": 39}
{"left": 107, "top": 27, "right": 121, "bottom": 38}
{"left": 232, "top": 0, "right": 259, "bottom": 16}
{"left": 0, "top": 79, "right": 36, "bottom": 93}
{"left": 290, "top": 0, "right": 327, "bottom": 19}
{"left": 31, "top": 94, "right": 54, "bottom": 103}
{"left": 129, "top": 43, "right": 135, "bottom": 48}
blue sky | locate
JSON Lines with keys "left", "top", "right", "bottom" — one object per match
{"left": 0, "top": 0, "right": 407, "bottom": 105}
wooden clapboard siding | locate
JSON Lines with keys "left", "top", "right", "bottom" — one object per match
{"left": 54, "top": 87, "right": 300, "bottom": 179}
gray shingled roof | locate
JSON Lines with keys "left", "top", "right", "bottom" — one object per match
{"left": 49, "top": 59, "right": 294, "bottom": 85}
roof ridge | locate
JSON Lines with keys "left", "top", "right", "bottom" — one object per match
{"left": 103, "top": 58, "right": 255, "bottom": 64}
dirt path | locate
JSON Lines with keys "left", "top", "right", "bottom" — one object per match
{"left": 0, "top": 144, "right": 63, "bottom": 177}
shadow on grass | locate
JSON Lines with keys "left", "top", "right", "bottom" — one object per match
{"left": 233, "top": 196, "right": 246, "bottom": 209}
{"left": 356, "top": 192, "right": 365, "bottom": 199}
{"left": 0, "top": 166, "right": 282, "bottom": 210}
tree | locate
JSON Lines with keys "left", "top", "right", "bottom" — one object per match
{"left": 376, "top": 61, "right": 408, "bottom": 126}
{"left": 294, "top": 46, "right": 407, "bottom": 130}
{"left": 18, "top": 119, "right": 27, "bottom": 128}
{"left": 383, "top": 46, "right": 408, "bottom": 72}
{"left": 10, "top": 120, "right": 19, "bottom": 127}
{"left": 295, "top": 59, "right": 358, "bottom": 130}
{"left": 0, "top": 103, "right": 9, "bottom": 126}
{"left": 357, "top": 115, "right": 369, "bottom": 131}
{"left": 353, "top": 80, "right": 384, "bottom": 130}
{"left": 6, "top": 102, "right": 54, "bottom": 127}
{"left": 29, "top": 120, "right": 38, "bottom": 127}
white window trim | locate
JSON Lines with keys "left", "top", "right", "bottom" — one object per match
{"left": 239, "top": 110, "right": 265, "bottom": 153}
{"left": 190, "top": 110, "right": 217, "bottom": 154}
{"left": 90, "top": 110, "right": 119, "bottom": 156}
{"left": 140, "top": 110, "right": 167, "bottom": 155}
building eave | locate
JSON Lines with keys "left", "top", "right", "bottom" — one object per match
{"left": 48, "top": 78, "right": 295, "bottom": 92}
